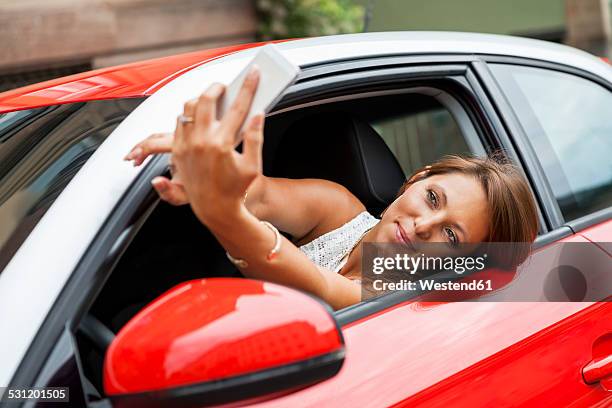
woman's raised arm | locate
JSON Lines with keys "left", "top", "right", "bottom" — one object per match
{"left": 125, "top": 119, "right": 364, "bottom": 242}
{"left": 246, "top": 176, "right": 365, "bottom": 242}
{"left": 124, "top": 67, "right": 364, "bottom": 309}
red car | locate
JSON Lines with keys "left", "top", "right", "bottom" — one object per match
{"left": 0, "top": 32, "right": 610, "bottom": 407}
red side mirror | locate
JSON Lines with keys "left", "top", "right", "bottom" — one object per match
{"left": 103, "top": 278, "right": 344, "bottom": 407}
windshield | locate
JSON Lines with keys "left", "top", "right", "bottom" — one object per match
{"left": 0, "top": 98, "right": 145, "bottom": 273}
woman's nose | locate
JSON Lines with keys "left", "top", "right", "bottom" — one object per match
{"left": 414, "top": 214, "right": 440, "bottom": 240}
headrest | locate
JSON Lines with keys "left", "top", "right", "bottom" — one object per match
{"left": 272, "top": 112, "right": 406, "bottom": 214}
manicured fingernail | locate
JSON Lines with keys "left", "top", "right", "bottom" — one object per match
{"left": 248, "top": 65, "right": 260, "bottom": 81}
{"left": 253, "top": 113, "right": 264, "bottom": 130}
{"left": 151, "top": 178, "right": 166, "bottom": 192}
{"left": 125, "top": 147, "right": 143, "bottom": 161}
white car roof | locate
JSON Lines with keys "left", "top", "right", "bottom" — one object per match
{"left": 266, "top": 31, "right": 611, "bottom": 82}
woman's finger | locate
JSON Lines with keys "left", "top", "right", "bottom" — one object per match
{"left": 242, "top": 113, "right": 264, "bottom": 173}
{"left": 124, "top": 132, "right": 174, "bottom": 165}
{"left": 194, "top": 83, "right": 225, "bottom": 134}
{"left": 218, "top": 66, "right": 260, "bottom": 142}
{"left": 175, "top": 98, "right": 198, "bottom": 146}
{"left": 151, "top": 176, "right": 189, "bottom": 206}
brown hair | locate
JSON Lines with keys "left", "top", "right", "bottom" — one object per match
{"left": 397, "top": 153, "right": 538, "bottom": 268}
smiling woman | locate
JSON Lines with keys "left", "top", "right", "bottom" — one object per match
{"left": 389, "top": 154, "right": 539, "bottom": 266}
{"left": 125, "top": 70, "right": 538, "bottom": 310}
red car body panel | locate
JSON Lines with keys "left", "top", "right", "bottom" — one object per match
{"left": 0, "top": 42, "right": 269, "bottom": 113}
{"left": 254, "top": 303, "right": 609, "bottom": 407}
{"left": 393, "top": 302, "right": 612, "bottom": 407}
{"left": 252, "top": 234, "right": 612, "bottom": 407}
{"left": 581, "top": 219, "right": 612, "bottom": 256}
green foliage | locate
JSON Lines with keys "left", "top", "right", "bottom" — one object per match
{"left": 256, "top": 0, "right": 365, "bottom": 40}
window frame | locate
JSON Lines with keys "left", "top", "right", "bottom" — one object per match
{"left": 476, "top": 56, "right": 612, "bottom": 232}
{"left": 278, "top": 55, "right": 555, "bottom": 238}
{"left": 292, "top": 56, "right": 575, "bottom": 324}
{"left": 276, "top": 57, "right": 499, "bottom": 152}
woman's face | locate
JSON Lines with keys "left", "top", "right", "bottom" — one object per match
{"left": 375, "top": 173, "right": 490, "bottom": 250}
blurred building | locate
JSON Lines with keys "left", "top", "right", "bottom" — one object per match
{"left": 0, "top": 0, "right": 256, "bottom": 92}
{"left": 566, "top": 0, "right": 612, "bottom": 56}
{"left": 360, "top": 0, "right": 611, "bottom": 56}
{"left": 1, "top": 0, "right": 610, "bottom": 93}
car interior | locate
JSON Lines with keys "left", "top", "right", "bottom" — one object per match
{"left": 76, "top": 88, "right": 481, "bottom": 400}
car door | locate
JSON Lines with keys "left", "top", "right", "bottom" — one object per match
{"left": 363, "top": 59, "right": 612, "bottom": 408}
{"left": 482, "top": 60, "right": 612, "bottom": 401}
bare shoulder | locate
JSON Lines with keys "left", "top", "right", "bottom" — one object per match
{"left": 252, "top": 176, "right": 366, "bottom": 244}
{"left": 293, "top": 179, "right": 366, "bottom": 245}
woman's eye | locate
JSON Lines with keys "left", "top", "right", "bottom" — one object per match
{"left": 445, "top": 227, "right": 458, "bottom": 246}
{"left": 427, "top": 189, "right": 438, "bottom": 208}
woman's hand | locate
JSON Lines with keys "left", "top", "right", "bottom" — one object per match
{"left": 172, "top": 66, "right": 264, "bottom": 226}
{"left": 124, "top": 132, "right": 189, "bottom": 206}
{"left": 124, "top": 66, "right": 263, "bottom": 210}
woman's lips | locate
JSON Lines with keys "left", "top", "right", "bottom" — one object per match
{"left": 395, "top": 222, "right": 415, "bottom": 251}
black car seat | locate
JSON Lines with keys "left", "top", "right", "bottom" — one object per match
{"left": 272, "top": 112, "right": 406, "bottom": 216}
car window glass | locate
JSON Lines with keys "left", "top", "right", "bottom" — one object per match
{"left": 369, "top": 105, "right": 472, "bottom": 176}
{"left": 0, "top": 98, "right": 144, "bottom": 273}
{"left": 490, "top": 64, "right": 612, "bottom": 221}
{"left": 0, "top": 109, "right": 35, "bottom": 134}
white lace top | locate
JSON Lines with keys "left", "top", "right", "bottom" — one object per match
{"left": 298, "top": 211, "right": 380, "bottom": 273}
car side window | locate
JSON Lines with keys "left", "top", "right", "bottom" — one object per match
{"left": 0, "top": 98, "right": 144, "bottom": 274}
{"left": 369, "top": 103, "right": 473, "bottom": 176}
{"left": 490, "top": 64, "right": 612, "bottom": 221}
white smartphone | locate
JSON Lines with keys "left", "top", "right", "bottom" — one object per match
{"left": 217, "top": 44, "right": 300, "bottom": 146}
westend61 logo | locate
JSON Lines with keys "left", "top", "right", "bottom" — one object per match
{"left": 362, "top": 243, "right": 496, "bottom": 299}
{"left": 361, "top": 242, "right": 612, "bottom": 302}
{"left": 372, "top": 253, "right": 488, "bottom": 275}
{"left": 368, "top": 251, "right": 492, "bottom": 295}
